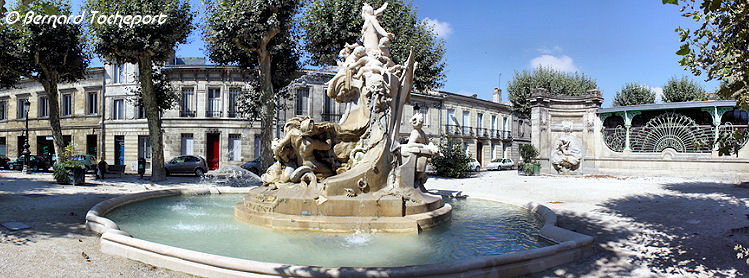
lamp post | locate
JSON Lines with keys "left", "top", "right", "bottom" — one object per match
{"left": 22, "top": 100, "right": 31, "bottom": 174}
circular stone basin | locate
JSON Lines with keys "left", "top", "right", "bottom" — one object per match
{"left": 105, "top": 194, "right": 550, "bottom": 267}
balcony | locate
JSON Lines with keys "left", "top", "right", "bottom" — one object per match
{"left": 180, "top": 111, "right": 196, "bottom": 117}
{"left": 445, "top": 124, "right": 461, "bottom": 136}
{"left": 462, "top": 126, "right": 472, "bottom": 136}
{"left": 227, "top": 111, "right": 238, "bottom": 118}
{"left": 501, "top": 130, "right": 513, "bottom": 140}
{"left": 205, "top": 111, "right": 223, "bottom": 118}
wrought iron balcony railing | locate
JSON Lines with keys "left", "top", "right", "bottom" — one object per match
{"left": 180, "top": 111, "right": 196, "bottom": 117}
{"left": 205, "top": 111, "right": 223, "bottom": 118}
{"left": 501, "top": 130, "right": 512, "bottom": 140}
{"left": 322, "top": 113, "right": 342, "bottom": 122}
{"left": 227, "top": 111, "right": 239, "bottom": 118}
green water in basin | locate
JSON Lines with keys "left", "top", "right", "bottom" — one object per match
{"left": 105, "top": 194, "right": 551, "bottom": 267}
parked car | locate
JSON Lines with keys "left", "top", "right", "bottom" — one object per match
{"left": 165, "top": 155, "right": 208, "bottom": 177}
{"left": 70, "top": 154, "right": 97, "bottom": 172}
{"left": 0, "top": 156, "right": 9, "bottom": 170}
{"left": 468, "top": 159, "right": 481, "bottom": 172}
{"left": 8, "top": 155, "right": 50, "bottom": 172}
{"left": 241, "top": 158, "right": 262, "bottom": 175}
{"left": 486, "top": 158, "right": 515, "bottom": 171}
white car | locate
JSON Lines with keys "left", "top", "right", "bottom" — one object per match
{"left": 486, "top": 158, "right": 515, "bottom": 171}
{"left": 468, "top": 159, "right": 481, "bottom": 172}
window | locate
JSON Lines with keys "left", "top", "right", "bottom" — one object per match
{"left": 0, "top": 100, "right": 6, "bottom": 120}
{"left": 462, "top": 111, "right": 471, "bottom": 134}
{"left": 87, "top": 92, "right": 98, "bottom": 115}
{"left": 254, "top": 135, "right": 261, "bottom": 159}
{"left": 228, "top": 134, "right": 241, "bottom": 161}
{"left": 446, "top": 109, "right": 455, "bottom": 133}
{"left": 137, "top": 100, "right": 146, "bottom": 119}
{"left": 207, "top": 88, "right": 221, "bottom": 117}
{"left": 113, "top": 99, "right": 124, "bottom": 120}
{"left": 0, "top": 137, "right": 5, "bottom": 157}
{"left": 138, "top": 136, "right": 151, "bottom": 159}
{"left": 181, "top": 134, "right": 193, "bottom": 155}
{"left": 181, "top": 88, "right": 194, "bottom": 117}
{"left": 420, "top": 107, "right": 429, "bottom": 126}
{"left": 113, "top": 64, "right": 125, "bottom": 84}
{"left": 462, "top": 142, "right": 469, "bottom": 156}
{"left": 38, "top": 96, "right": 49, "bottom": 118}
{"left": 295, "top": 87, "right": 309, "bottom": 115}
{"left": 477, "top": 113, "right": 483, "bottom": 130}
{"left": 17, "top": 98, "right": 28, "bottom": 119}
{"left": 491, "top": 144, "right": 496, "bottom": 160}
{"left": 228, "top": 88, "right": 240, "bottom": 117}
{"left": 61, "top": 94, "right": 72, "bottom": 116}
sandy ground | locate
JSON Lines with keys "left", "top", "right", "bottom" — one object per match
{"left": 0, "top": 169, "right": 747, "bottom": 277}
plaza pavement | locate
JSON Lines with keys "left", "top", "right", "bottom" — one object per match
{"left": 0, "top": 169, "right": 747, "bottom": 277}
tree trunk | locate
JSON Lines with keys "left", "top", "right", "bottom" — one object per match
{"left": 137, "top": 55, "right": 167, "bottom": 181}
{"left": 40, "top": 77, "right": 66, "bottom": 164}
{"left": 258, "top": 47, "right": 275, "bottom": 171}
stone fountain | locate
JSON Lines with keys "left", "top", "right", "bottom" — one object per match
{"left": 235, "top": 2, "right": 452, "bottom": 233}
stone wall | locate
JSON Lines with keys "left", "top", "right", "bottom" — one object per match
{"left": 530, "top": 89, "right": 749, "bottom": 180}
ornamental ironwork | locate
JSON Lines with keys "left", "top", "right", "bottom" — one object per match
{"left": 627, "top": 112, "right": 713, "bottom": 153}
{"left": 603, "top": 126, "right": 626, "bottom": 152}
{"left": 717, "top": 122, "right": 749, "bottom": 149}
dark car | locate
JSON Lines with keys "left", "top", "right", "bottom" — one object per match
{"left": 241, "top": 158, "right": 262, "bottom": 175}
{"left": 71, "top": 154, "right": 97, "bottom": 172}
{"left": 165, "top": 155, "right": 208, "bottom": 177}
{"left": 9, "top": 155, "right": 50, "bottom": 172}
{"left": 0, "top": 156, "right": 9, "bottom": 170}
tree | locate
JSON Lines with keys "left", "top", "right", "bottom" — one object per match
{"left": 86, "top": 0, "right": 193, "bottom": 181}
{"left": 661, "top": 75, "right": 706, "bottom": 102}
{"left": 665, "top": 0, "right": 748, "bottom": 107}
{"left": 613, "top": 82, "right": 656, "bottom": 106}
{"left": 202, "top": 0, "right": 302, "bottom": 170}
{"left": 506, "top": 66, "right": 598, "bottom": 116}
{"left": 430, "top": 138, "right": 471, "bottom": 178}
{"left": 0, "top": 0, "right": 89, "bottom": 164}
{"left": 301, "top": 0, "right": 446, "bottom": 91}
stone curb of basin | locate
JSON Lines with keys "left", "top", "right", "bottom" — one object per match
{"left": 86, "top": 187, "right": 594, "bottom": 278}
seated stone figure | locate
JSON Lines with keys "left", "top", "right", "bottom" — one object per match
{"left": 551, "top": 134, "right": 582, "bottom": 174}
{"left": 400, "top": 112, "right": 439, "bottom": 191}
{"left": 263, "top": 118, "right": 337, "bottom": 185}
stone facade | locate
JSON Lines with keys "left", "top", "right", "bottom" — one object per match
{"left": 0, "top": 69, "right": 105, "bottom": 160}
{"left": 282, "top": 71, "right": 530, "bottom": 168}
{"left": 0, "top": 64, "right": 530, "bottom": 172}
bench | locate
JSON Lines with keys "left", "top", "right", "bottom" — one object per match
{"left": 104, "top": 165, "right": 126, "bottom": 178}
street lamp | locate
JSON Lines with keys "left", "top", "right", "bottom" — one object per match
{"left": 22, "top": 99, "right": 31, "bottom": 174}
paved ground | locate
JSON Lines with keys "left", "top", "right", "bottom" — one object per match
{"left": 0, "top": 169, "right": 747, "bottom": 277}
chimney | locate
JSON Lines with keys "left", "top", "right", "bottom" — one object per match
{"left": 471, "top": 93, "right": 478, "bottom": 98}
{"left": 493, "top": 88, "right": 502, "bottom": 103}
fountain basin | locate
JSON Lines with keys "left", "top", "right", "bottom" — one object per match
{"left": 86, "top": 187, "right": 593, "bottom": 277}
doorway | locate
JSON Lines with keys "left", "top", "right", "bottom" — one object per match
{"left": 476, "top": 142, "right": 483, "bottom": 166}
{"left": 114, "top": 136, "right": 125, "bottom": 165}
{"left": 206, "top": 133, "right": 220, "bottom": 170}
{"left": 87, "top": 135, "right": 97, "bottom": 157}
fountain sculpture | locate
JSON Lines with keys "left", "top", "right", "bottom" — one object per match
{"left": 235, "top": 2, "right": 452, "bottom": 233}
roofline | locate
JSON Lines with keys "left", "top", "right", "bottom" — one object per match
{"left": 597, "top": 100, "right": 737, "bottom": 113}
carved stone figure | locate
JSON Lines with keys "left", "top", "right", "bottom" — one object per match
{"left": 401, "top": 113, "right": 439, "bottom": 191}
{"left": 237, "top": 2, "right": 450, "bottom": 233}
{"left": 551, "top": 134, "right": 582, "bottom": 174}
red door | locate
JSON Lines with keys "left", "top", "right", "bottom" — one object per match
{"left": 207, "top": 133, "right": 220, "bottom": 170}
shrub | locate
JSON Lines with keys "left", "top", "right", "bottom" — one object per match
{"left": 53, "top": 143, "right": 82, "bottom": 184}
{"left": 430, "top": 138, "right": 471, "bottom": 178}
{"left": 519, "top": 144, "right": 539, "bottom": 164}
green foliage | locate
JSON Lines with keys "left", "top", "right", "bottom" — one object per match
{"left": 715, "top": 130, "right": 744, "bottom": 157}
{"left": 430, "top": 139, "right": 471, "bottom": 178}
{"left": 736, "top": 244, "right": 749, "bottom": 266}
{"left": 202, "top": 0, "right": 302, "bottom": 120}
{"left": 53, "top": 144, "right": 81, "bottom": 184}
{"left": 522, "top": 162, "right": 535, "bottom": 175}
{"left": 519, "top": 144, "right": 538, "bottom": 164}
{"left": 130, "top": 68, "right": 178, "bottom": 112}
{"left": 53, "top": 163, "right": 71, "bottom": 184}
{"left": 666, "top": 0, "right": 749, "bottom": 108}
{"left": 300, "top": 0, "right": 447, "bottom": 91}
{"left": 661, "top": 75, "right": 707, "bottom": 102}
{"left": 613, "top": 82, "right": 656, "bottom": 106}
{"left": 85, "top": 0, "right": 193, "bottom": 64}
{"left": 507, "top": 67, "right": 598, "bottom": 116}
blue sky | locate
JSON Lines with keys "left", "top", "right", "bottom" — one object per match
{"left": 63, "top": 0, "right": 717, "bottom": 108}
